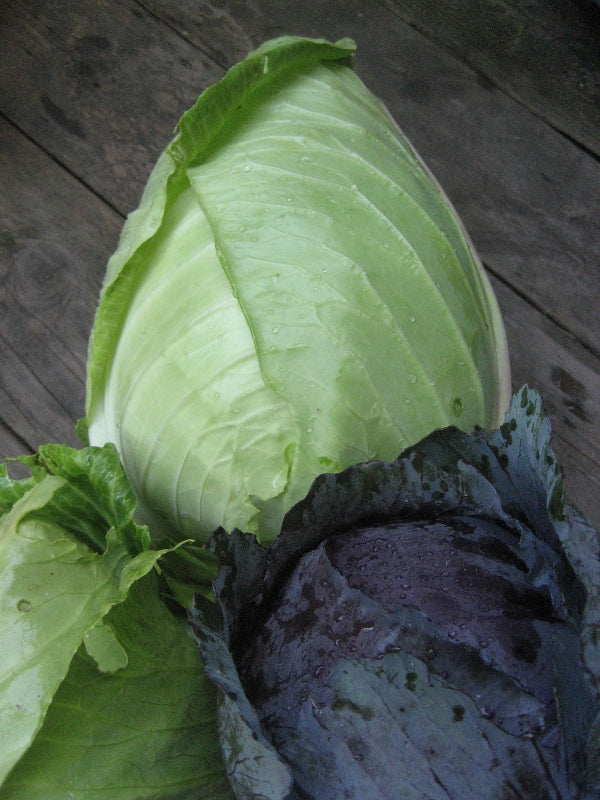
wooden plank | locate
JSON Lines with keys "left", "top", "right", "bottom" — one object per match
{"left": 492, "top": 275, "right": 600, "bottom": 527}
{"left": 0, "top": 331, "right": 81, "bottom": 451}
{"left": 0, "top": 420, "right": 31, "bottom": 462}
{"left": 381, "top": 0, "right": 600, "bottom": 157}
{"left": 0, "top": 0, "right": 225, "bottom": 214}
{"left": 0, "top": 117, "right": 120, "bottom": 450}
{"left": 0, "top": 425, "right": 32, "bottom": 481}
{"left": 138, "top": 0, "right": 600, "bottom": 357}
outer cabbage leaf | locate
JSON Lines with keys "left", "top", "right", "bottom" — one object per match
{"left": 85, "top": 35, "right": 510, "bottom": 545}
{"left": 2, "top": 571, "right": 233, "bottom": 800}
{"left": 281, "top": 653, "right": 563, "bottom": 800}
{"left": 191, "top": 387, "right": 600, "bottom": 799}
{"left": 0, "top": 445, "right": 166, "bottom": 786}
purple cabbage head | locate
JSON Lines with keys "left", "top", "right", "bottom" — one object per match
{"left": 190, "top": 388, "right": 600, "bottom": 800}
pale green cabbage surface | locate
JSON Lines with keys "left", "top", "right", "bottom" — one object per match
{"left": 85, "top": 36, "right": 510, "bottom": 544}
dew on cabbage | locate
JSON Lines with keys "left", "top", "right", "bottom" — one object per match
{"left": 191, "top": 388, "right": 599, "bottom": 800}
{"left": 239, "top": 516, "right": 564, "bottom": 753}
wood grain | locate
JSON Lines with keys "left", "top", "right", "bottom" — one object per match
{"left": 492, "top": 275, "right": 600, "bottom": 525}
{"left": 0, "top": 0, "right": 225, "bottom": 213}
{"left": 382, "top": 0, "right": 600, "bottom": 157}
{"left": 0, "top": 117, "right": 120, "bottom": 447}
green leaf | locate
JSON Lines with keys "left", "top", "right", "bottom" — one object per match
{"left": 83, "top": 620, "right": 129, "bottom": 672}
{"left": 2, "top": 572, "right": 233, "bottom": 800}
{"left": 0, "top": 444, "right": 165, "bottom": 785}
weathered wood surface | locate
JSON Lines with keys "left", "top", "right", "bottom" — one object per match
{"left": 382, "top": 0, "right": 600, "bottom": 158}
{"left": 0, "top": 0, "right": 598, "bottom": 525}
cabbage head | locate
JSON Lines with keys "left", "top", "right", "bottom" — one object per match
{"left": 84, "top": 36, "right": 510, "bottom": 544}
{"left": 191, "top": 388, "right": 600, "bottom": 800}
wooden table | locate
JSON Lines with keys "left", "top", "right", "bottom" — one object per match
{"left": 1, "top": 0, "right": 599, "bottom": 526}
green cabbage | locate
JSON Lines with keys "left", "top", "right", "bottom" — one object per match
{"left": 84, "top": 36, "right": 510, "bottom": 545}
